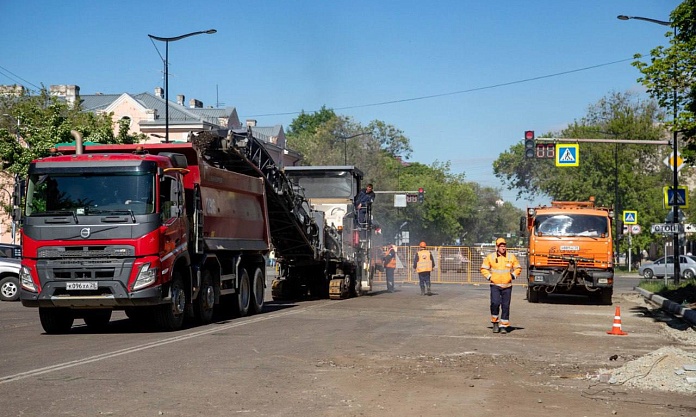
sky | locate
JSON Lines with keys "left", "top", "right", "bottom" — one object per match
{"left": 0, "top": 1, "right": 682, "bottom": 208}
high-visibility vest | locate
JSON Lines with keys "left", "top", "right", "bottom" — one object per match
{"left": 383, "top": 246, "right": 397, "bottom": 269}
{"left": 415, "top": 249, "right": 433, "bottom": 273}
{"left": 480, "top": 252, "right": 522, "bottom": 288}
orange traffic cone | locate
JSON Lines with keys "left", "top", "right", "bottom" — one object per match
{"left": 607, "top": 306, "right": 628, "bottom": 336}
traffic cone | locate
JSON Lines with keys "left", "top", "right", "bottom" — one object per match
{"left": 606, "top": 306, "right": 628, "bottom": 336}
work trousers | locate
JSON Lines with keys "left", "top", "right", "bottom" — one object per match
{"left": 418, "top": 271, "right": 431, "bottom": 290}
{"left": 385, "top": 267, "right": 395, "bottom": 291}
{"left": 490, "top": 285, "right": 512, "bottom": 325}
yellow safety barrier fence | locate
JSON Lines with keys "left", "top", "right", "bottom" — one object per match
{"left": 373, "top": 245, "right": 528, "bottom": 285}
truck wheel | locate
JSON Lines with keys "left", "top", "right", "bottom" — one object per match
{"left": 39, "top": 307, "right": 74, "bottom": 334}
{"left": 194, "top": 270, "right": 215, "bottom": 324}
{"left": 0, "top": 276, "right": 20, "bottom": 301}
{"left": 83, "top": 309, "right": 112, "bottom": 330}
{"left": 527, "top": 286, "right": 540, "bottom": 303}
{"left": 234, "top": 268, "right": 251, "bottom": 317}
{"left": 155, "top": 271, "right": 186, "bottom": 331}
{"left": 250, "top": 267, "right": 265, "bottom": 314}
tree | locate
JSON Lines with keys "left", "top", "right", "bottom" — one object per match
{"left": 0, "top": 87, "right": 143, "bottom": 177}
{"left": 632, "top": 0, "right": 696, "bottom": 159}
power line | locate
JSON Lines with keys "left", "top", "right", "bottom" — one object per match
{"left": 0, "top": 64, "right": 42, "bottom": 91}
{"left": 246, "top": 57, "right": 639, "bottom": 118}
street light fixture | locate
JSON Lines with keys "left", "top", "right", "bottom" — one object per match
{"left": 338, "top": 132, "right": 370, "bottom": 165}
{"left": 618, "top": 15, "right": 681, "bottom": 282}
{"left": 148, "top": 29, "right": 217, "bottom": 143}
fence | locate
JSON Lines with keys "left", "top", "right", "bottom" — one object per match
{"left": 375, "top": 245, "right": 528, "bottom": 286}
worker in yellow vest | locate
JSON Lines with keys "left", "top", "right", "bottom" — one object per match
{"left": 413, "top": 241, "right": 435, "bottom": 296}
{"left": 480, "top": 237, "right": 522, "bottom": 334}
{"left": 382, "top": 243, "right": 397, "bottom": 292}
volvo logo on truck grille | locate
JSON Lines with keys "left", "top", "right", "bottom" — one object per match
{"left": 80, "top": 228, "right": 91, "bottom": 238}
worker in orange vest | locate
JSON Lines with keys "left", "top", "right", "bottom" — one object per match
{"left": 383, "top": 243, "right": 397, "bottom": 292}
{"left": 413, "top": 241, "right": 434, "bottom": 296}
{"left": 480, "top": 237, "right": 521, "bottom": 333}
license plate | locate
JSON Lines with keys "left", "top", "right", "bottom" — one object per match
{"left": 66, "top": 282, "right": 98, "bottom": 290}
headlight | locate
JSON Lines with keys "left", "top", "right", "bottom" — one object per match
{"left": 132, "top": 263, "right": 158, "bottom": 291}
{"left": 20, "top": 265, "right": 37, "bottom": 292}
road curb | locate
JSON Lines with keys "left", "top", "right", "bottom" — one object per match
{"left": 634, "top": 287, "right": 696, "bottom": 327}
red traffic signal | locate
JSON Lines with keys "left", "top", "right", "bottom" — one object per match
{"left": 524, "top": 131, "right": 535, "bottom": 158}
{"left": 418, "top": 188, "right": 424, "bottom": 203}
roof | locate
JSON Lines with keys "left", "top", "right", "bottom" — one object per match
{"left": 80, "top": 92, "right": 240, "bottom": 128}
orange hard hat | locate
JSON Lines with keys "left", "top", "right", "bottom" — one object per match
{"left": 419, "top": 241, "right": 427, "bottom": 248}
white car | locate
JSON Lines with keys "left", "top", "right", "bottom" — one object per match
{"left": 0, "top": 252, "right": 21, "bottom": 301}
{"left": 638, "top": 255, "right": 696, "bottom": 279}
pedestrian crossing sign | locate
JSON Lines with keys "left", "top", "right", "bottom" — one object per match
{"left": 623, "top": 210, "right": 637, "bottom": 225}
{"left": 663, "top": 185, "right": 689, "bottom": 208}
{"left": 555, "top": 144, "right": 579, "bottom": 167}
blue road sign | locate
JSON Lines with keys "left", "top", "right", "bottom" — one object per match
{"left": 555, "top": 144, "right": 579, "bottom": 167}
{"left": 663, "top": 186, "right": 688, "bottom": 208}
{"left": 623, "top": 210, "right": 637, "bottom": 225}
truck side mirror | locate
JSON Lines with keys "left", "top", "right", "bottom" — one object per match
{"left": 519, "top": 216, "right": 526, "bottom": 233}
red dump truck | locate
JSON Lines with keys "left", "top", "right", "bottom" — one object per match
{"left": 20, "top": 128, "right": 377, "bottom": 333}
{"left": 523, "top": 198, "right": 614, "bottom": 305}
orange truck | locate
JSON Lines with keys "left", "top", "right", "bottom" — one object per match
{"left": 523, "top": 198, "right": 614, "bottom": 305}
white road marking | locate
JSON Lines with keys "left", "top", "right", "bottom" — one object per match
{"left": 0, "top": 302, "right": 328, "bottom": 385}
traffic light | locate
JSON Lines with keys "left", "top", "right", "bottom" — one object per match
{"left": 418, "top": 187, "right": 424, "bottom": 203}
{"left": 524, "top": 130, "right": 535, "bottom": 158}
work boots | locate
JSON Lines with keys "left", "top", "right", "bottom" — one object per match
{"left": 426, "top": 284, "right": 432, "bottom": 296}
{"left": 420, "top": 287, "right": 425, "bottom": 296}
{"left": 492, "top": 322, "right": 500, "bottom": 333}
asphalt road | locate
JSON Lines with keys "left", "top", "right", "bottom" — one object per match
{"left": 0, "top": 273, "right": 693, "bottom": 416}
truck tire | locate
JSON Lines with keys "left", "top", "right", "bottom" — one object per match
{"left": 234, "top": 268, "right": 251, "bottom": 317}
{"left": 154, "top": 271, "right": 186, "bottom": 331}
{"left": 250, "top": 267, "right": 264, "bottom": 314}
{"left": 0, "top": 276, "right": 20, "bottom": 301}
{"left": 527, "top": 286, "right": 540, "bottom": 303}
{"left": 194, "top": 270, "right": 215, "bottom": 324}
{"left": 39, "top": 307, "right": 74, "bottom": 334}
{"left": 82, "top": 309, "right": 112, "bottom": 330}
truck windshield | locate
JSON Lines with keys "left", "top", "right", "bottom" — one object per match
{"left": 288, "top": 172, "right": 356, "bottom": 199}
{"left": 535, "top": 214, "right": 608, "bottom": 237}
{"left": 26, "top": 173, "right": 156, "bottom": 216}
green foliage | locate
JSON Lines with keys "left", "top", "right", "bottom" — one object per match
{"left": 0, "top": 87, "right": 146, "bottom": 178}
{"left": 632, "top": 0, "right": 696, "bottom": 160}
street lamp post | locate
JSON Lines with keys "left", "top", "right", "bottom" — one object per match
{"left": 339, "top": 132, "right": 370, "bottom": 165}
{"left": 618, "top": 15, "right": 680, "bottom": 282}
{"left": 148, "top": 29, "right": 217, "bottom": 143}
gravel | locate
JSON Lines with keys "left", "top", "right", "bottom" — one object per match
{"left": 593, "top": 295, "right": 696, "bottom": 394}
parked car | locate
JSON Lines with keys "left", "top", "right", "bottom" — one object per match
{"left": 0, "top": 252, "right": 21, "bottom": 301}
{"left": 638, "top": 255, "right": 696, "bottom": 279}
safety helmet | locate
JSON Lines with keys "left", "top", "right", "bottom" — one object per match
{"left": 419, "top": 241, "right": 427, "bottom": 248}
{"left": 495, "top": 237, "right": 506, "bottom": 246}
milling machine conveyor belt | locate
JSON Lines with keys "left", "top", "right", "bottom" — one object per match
{"left": 191, "top": 129, "right": 319, "bottom": 260}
